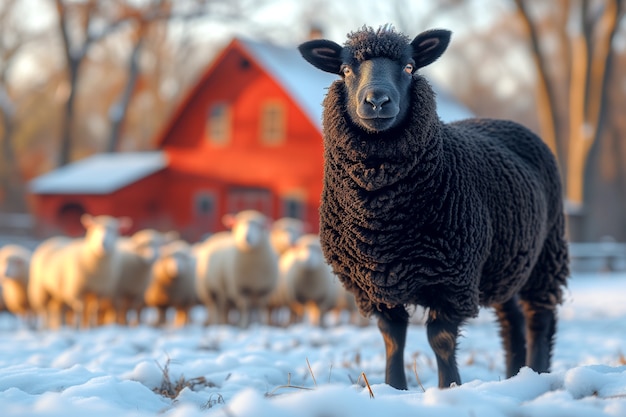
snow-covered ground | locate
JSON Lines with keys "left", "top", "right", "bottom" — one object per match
{"left": 1, "top": 272, "right": 626, "bottom": 416}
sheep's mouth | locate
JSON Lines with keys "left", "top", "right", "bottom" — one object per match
{"left": 358, "top": 116, "right": 397, "bottom": 133}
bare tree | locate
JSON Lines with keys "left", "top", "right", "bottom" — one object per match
{"left": 0, "top": 0, "right": 20, "bottom": 210}
{"left": 513, "top": 0, "right": 624, "bottom": 240}
{"left": 106, "top": 1, "right": 168, "bottom": 153}
{"left": 54, "top": 0, "right": 143, "bottom": 166}
{"left": 0, "top": 0, "right": 47, "bottom": 211}
{"left": 55, "top": 0, "right": 278, "bottom": 162}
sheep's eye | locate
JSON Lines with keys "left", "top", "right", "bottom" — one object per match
{"left": 404, "top": 63, "right": 414, "bottom": 74}
{"left": 341, "top": 65, "right": 352, "bottom": 76}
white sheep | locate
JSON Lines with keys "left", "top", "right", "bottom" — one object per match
{"left": 196, "top": 210, "right": 279, "bottom": 328}
{"left": 111, "top": 229, "right": 174, "bottom": 325}
{"left": 28, "top": 214, "right": 131, "bottom": 329}
{"left": 274, "top": 234, "right": 340, "bottom": 327}
{"left": 192, "top": 234, "right": 224, "bottom": 325}
{"left": 270, "top": 217, "right": 306, "bottom": 256}
{"left": 144, "top": 240, "right": 197, "bottom": 327}
{"left": 0, "top": 244, "right": 33, "bottom": 324}
{"left": 331, "top": 281, "right": 370, "bottom": 327}
{"left": 0, "top": 285, "right": 6, "bottom": 313}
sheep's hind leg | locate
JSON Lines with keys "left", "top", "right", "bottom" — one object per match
{"left": 494, "top": 295, "right": 526, "bottom": 378}
{"left": 519, "top": 220, "right": 566, "bottom": 374}
{"left": 376, "top": 305, "right": 409, "bottom": 390}
{"left": 427, "top": 310, "right": 461, "bottom": 388}
{"left": 521, "top": 301, "right": 556, "bottom": 374}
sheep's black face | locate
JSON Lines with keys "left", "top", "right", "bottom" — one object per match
{"left": 342, "top": 56, "right": 413, "bottom": 133}
{"left": 299, "top": 26, "right": 451, "bottom": 132}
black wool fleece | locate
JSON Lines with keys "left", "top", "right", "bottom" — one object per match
{"left": 318, "top": 69, "right": 569, "bottom": 323}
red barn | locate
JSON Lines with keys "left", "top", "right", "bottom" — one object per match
{"left": 29, "top": 37, "right": 472, "bottom": 241}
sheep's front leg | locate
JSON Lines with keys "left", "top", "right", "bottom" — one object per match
{"left": 376, "top": 305, "right": 409, "bottom": 390}
{"left": 427, "top": 310, "right": 461, "bottom": 388}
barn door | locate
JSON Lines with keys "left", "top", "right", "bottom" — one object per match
{"left": 226, "top": 187, "right": 273, "bottom": 218}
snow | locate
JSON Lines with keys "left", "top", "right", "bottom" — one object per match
{"left": 2, "top": 272, "right": 626, "bottom": 416}
{"left": 29, "top": 152, "right": 167, "bottom": 195}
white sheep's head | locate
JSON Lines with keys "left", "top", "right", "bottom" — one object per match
{"left": 299, "top": 25, "right": 450, "bottom": 133}
{"left": 270, "top": 217, "right": 306, "bottom": 255}
{"left": 154, "top": 241, "right": 192, "bottom": 283}
{"left": 292, "top": 234, "right": 325, "bottom": 270}
{"left": 0, "top": 246, "right": 31, "bottom": 281}
{"left": 223, "top": 210, "right": 270, "bottom": 252}
{"left": 130, "top": 229, "right": 164, "bottom": 264}
{"left": 82, "top": 214, "right": 131, "bottom": 256}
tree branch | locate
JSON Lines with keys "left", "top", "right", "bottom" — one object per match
{"left": 513, "top": 0, "right": 563, "bottom": 168}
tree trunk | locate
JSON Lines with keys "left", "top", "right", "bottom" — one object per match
{"left": 0, "top": 108, "right": 26, "bottom": 212}
{"left": 580, "top": 0, "right": 623, "bottom": 240}
{"left": 55, "top": 0, "right": 78, "bottom": 167}
{"left": 513, "top": 0, "right": 562, "bottom": 169}
{"left": 107, "top": 35, "right": 145, "bottom": 152}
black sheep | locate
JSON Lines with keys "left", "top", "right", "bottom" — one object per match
{"left": 298, "top": 26, "right": 569, "bottom": 389}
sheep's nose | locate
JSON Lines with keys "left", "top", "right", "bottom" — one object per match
{"left": 365, "top": 93, "right": 390, "bottom": 110}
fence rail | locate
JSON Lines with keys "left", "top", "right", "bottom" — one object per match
{"left": 568, "top": 242, "right": 626, "bottom": 273}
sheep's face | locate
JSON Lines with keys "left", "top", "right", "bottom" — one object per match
{"left": 82, "top": 214, "right": 131, "bottom": 256}
{"left": 296, "top": 241, "right": 325, "bottom": 270}
{"left": 153, "top": 257, "right": 176, "bottom": 283}
{"left": 157, "top": 253, "right": 188, "bottom": 283}
{"left": 1, "top": 255, "right": 26, "bottom": 280}
{"left": 270, "top": 218, "right": 305, "bottom": 254}
{"left": 299, "top": 27, "right": 451, "bottom": 133}
{"left": 85, "top": 220, "right": 119, "bottom": 256}
{"left": 131, "top": 230, "right": 162, "bottom": 264}
{"left": 342, "top": 57, "right": 412, "bottom": 132}
{"left": 223, "top": 211, "right": 270, "bottom": 252}
{"left": 233, "top": 219, "right": 266, "bottom": 251}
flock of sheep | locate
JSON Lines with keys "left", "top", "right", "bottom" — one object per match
{"left": 0, "top": 210, "right": 364, "bottom": 330}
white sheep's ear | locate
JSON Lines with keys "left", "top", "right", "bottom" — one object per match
{"left": 410, "top": 29, "right": 451, "bottom": 69}
{"left": 298, "top": 39, "right": 344, "bottom": 75}
{"left": 118, "top": 216, "right": 133, "bottom": 233}
{"left": 222, "top": 213, "right": 237, "bottom": 229}
{"left": 163, "top": 230, "right": 180, "bottom": 243}
{"left": 80, "top": 213, "right": 95, "bottom": 228}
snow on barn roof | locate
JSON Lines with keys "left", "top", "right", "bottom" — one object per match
{"left": 29, "top": 151, "right": 167, "bottom": 195}
{"left": 237, "top": 38, "right": 473, "bottom": 128}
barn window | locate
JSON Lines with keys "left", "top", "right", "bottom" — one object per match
{"left": 207, "top": 103, "right": 231, "bottom": 145}
{"left": 281, "top": 191, "right": 306, "bottom": 219}
{"left": 195, "top": 191, "right": 216, "bottom": 216}
{"left": 192, "top": 191, "right": 218, "bottom": 235}
{"left": 260, "top": 100, "right": 285, "bottom": 145}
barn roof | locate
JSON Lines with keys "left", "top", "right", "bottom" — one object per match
{"left": 29, "top": 151, "right": 167, "bottom": 195}
{"left": 236, "top": 37, "right": 473, "bottom": 128}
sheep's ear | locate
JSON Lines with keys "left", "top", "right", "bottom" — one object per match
{"left": 298, "top": 39, "right": 344, "bottom": 75}
{"left": 80, "top": 213, "right": 94, "bottom": 228}
{"left": 222, "top": 214, "right": 237, "bottom": 229}
{"left": 410, "top": 29, "right": 451, "bottom": 69}
{"left": 118, "top": 216, "right": 133, "bottom": 233}
{"left": 163, "top": 230, "right": 180, "bottom": 243}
